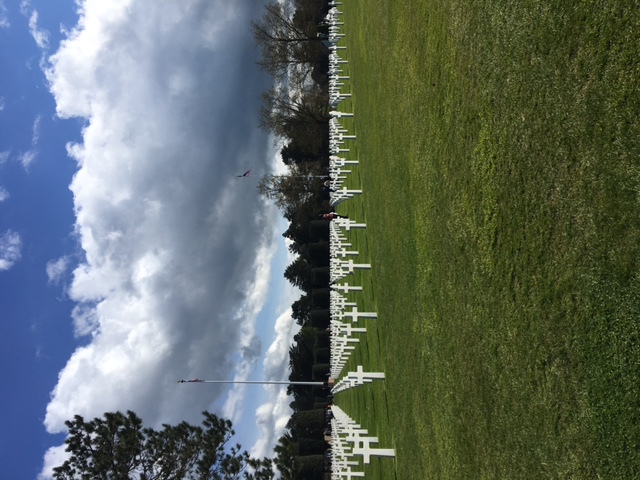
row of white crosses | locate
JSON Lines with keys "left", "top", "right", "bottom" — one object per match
{"left": 329, "top": 221, "right": 370, "bottom": 283}
{"left": 329, "top": 288, "right": 367, "bottom": 379}
{"left": 328, "top": 222, "right": 362, "bottom": 377}
{"left": 328, "top": 222, "right": 378, "bottom": 380}
{"left": 324, "top": 5, "right": 396, "bottom": 477}
{"left": 330, "top": 404, "right": 395, "bottom": 478}
{"left": 332, "top": 365, "right": 386, "bottom": 394}
{"left": 325, "top": 7, "right": 362, "bottom": 209}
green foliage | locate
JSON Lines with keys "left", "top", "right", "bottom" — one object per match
{"left": 297, "top": 438, "right": 327, "bottom": 457}
{"left": 288, "top": 327, "right": 317, "bottom": 382}
{"left": 283, "top": 256, "right": 312, "bottom": 292}
{"left": 287, "top": 410, "right": 326, "bottom": 441}
{"left": 52, "top": 411, "right": 272, "bottom": 480}
{"left": 294, "top": 455, "right": 325, "bottom": 480}
{"left": 291, "top": 294, "right": 312, "bottom": 326}
{"left": 309, "top": 267, "right": 329, "bottom": 288}
{"left": 311, "top": 363, "right": 330, "bottom": 380}
{"left": 313, "top": 329, "right": 331, "bottom": 348}
{"left": 307, "top": 221, "right": 329, "bottom": 242}
{"left": 309, "top": 288, "right": 330, "bottom": 308}
{"left": 313, "top": 347, "right": 330, "bottom": 364}
{"left": 287, "top": 327, "right": 322, "bottom": 411}
{"left": 302, "top": 243, "right": 330, "bottom": 268}
{"left": 273, "top": 432, "right": 298, "bottom": 480}
{"left": 308, "top": 310, "right": 329, "bottom": 330}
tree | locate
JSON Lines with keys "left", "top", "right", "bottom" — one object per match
{"left": 258, "top": 83, "right": 328, "bottom": 143}
{"left": 251, "top": 1, "right": 325, "bottom": 82}
{"left": 272, "top": 431, "right": 298, "bottom": 480}
{"left": 284, "top": 256, "right": 312, "bottom": 292}
{"left": 303, "top": 243, "right": 330, "bottom": 268}
{"left": 52, "top": 410, "right": 273, "bottom": 480}
{"left": 294, "top": 455, "right": 325, "bottom": 480}
{"left": 288, "top": 327, "right": 317, "bottom": 406}
{"left": 286, "top": 409, "right": 326, "bottom": 442}
{"left": 280, "top": 141, "right": 327, "bottom": 166}
{"left": 291, "top": 294, "right": 312, "bottom": 326}
{"left": 257, "top": 161, "right": 325, "bottom": 213}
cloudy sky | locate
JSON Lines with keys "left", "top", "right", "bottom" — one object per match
{"left": 0, "top": 1, "right": 300, "bottom": 478}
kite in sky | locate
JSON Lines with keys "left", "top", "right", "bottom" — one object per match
{"left": 236, "top": 169, "right": 251, "bottom": 177}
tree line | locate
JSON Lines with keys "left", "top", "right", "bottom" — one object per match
{"left": 255, "top": 1, "right": 338, "bottom": 478}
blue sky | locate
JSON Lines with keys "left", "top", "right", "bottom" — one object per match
{"left": 0, "top": 1, "right": 299, "bottom": 478}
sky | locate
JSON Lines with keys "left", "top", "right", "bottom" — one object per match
{"left": 0, "top": 1, "right": 301, "bottom": 478}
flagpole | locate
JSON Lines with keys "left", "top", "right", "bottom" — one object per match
{"left": 236, "top": 170, "right": 328, "bottom": 179}
{"left": 178, "top": 379, "right": 326, "bottom": 386}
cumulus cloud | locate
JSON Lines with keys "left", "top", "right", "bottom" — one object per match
{"left": 39, "top": 0, "right": 287, "bottom": 477}
{"left": 0, "top": 230, "right": 22, "bottom": 271}
{"left": 39, "top": 445, "right": 68, "bottom": 480}
{"left": 214, "top": 214, "right": 302, "bottom": 458}
{"left": 0, "top": 186, "right": 9, "bottom": 202}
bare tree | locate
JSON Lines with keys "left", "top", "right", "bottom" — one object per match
{"left": 252, "top": 1, "right": 324, "bottom": 81}
{"left": 259, "top": 81, "right": 328, "bottom": 137}
{"left": 257, "top": 160, "right": 325, "bottom": 212}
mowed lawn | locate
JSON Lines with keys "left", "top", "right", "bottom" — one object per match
{"left": 338, "top": 1, "right": 640, "bottom": 479}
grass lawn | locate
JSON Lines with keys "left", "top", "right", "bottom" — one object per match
{"left": 335, "top": 1, "right": 640, "bottom": 478}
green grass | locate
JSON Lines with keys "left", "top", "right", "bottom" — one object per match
{"left": 333, "top": 1, "right": 640, "bottom": 478}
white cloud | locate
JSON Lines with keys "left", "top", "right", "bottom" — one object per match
{"left": 18, "top": 149, "right": 37, "bottom": 168}
{"left": 0, "top": 186, "right": 9, "bottom": 202}
{"left": 29, "top": 10, "right": 50, "bottom": 49}
{"left": 0, "top": 96, "right": 5, "bottom": 110}
{"left": 221, "top": 241, "right": 278, "bottom": 424}
{"left": 31, "top": 114, "right": 42, "bottom": 144}
{"left": 0, "top": 230, "right": 22, "bottom": 271}
{"left": 46, "top": 255, "right": 70, "bottom": 283}
{"left": 19, "top": 0, "right": 30, "bottom": 16}
{"left": 40, "top": 0, "right": 284, "bottom": 477}
{"left": 17, "top": 115, "right": 42, "bottom": 169}
{"left": 0, "top": 1, "right": 8, "bottom": 29}
{"left": 250, "top": 307, "right": 300, "bottom": 458}
{"left": 39, "top": 445, "right": 69, "bottom": 480}
{"left": 0, "top": 150, "right": 9, "bottom": 164}
{"left": 252, "top": 388, "right": 295, "bottom": 457}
